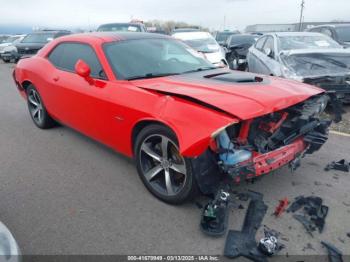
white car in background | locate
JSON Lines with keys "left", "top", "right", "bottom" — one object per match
{"left": 0, "top": 35, "right": 26, "bottom": 63}
{"left": 171, "top": 31, "right": 227, "bottom": 67}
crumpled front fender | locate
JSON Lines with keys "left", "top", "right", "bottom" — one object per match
{"left": 154, "top": 95, "right": 238, "bottom": 157}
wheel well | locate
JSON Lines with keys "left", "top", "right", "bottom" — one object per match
{"left": 131, "top": 120, "right": 174, "bottom": 155}
{"left": 21, "top": 81, "right": 32, "bottom": 91}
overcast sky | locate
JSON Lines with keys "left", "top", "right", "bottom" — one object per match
{"left": 0, "top": 0, "right": 349, "bottom": 31}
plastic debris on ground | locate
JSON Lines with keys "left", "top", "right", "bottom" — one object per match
{"left": 325, "top": 159, "right": 350, "bottom": 173}
{"left": 321, "top": 241, "right": 343, "bottom": 262}
{"left": 287, "top": 195, "right": 329, "bottom": 236}
{"left": 258, "top": 227, "right": 285, "bottom": 256}
{"left": 224, "top": 192, "right": 269, "bottom": 262}
{"left": 200, "top": 189, "right": 230, "bottom": 237}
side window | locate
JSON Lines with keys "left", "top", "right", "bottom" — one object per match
{"left": 263, "top": 36, "right": 275, "bottom": 56}
{"left": 48, "top": 44, "right": 65, "bottom": 67}
{"left": 48, "top": 43, "right": 106, "bottom": 79}
{"left": 320, "top": 28, "right": 333, "bottom": 38}
{"left": 255, "top": 37, "right": 267, "bottom": 51}
{"left": 309, "top": 27, "right": 320, "bottom": 33}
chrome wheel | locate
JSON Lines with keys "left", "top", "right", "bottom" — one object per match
{"left": 139, "top": 134, "right": 187, "bottom": 196}
{"left": 28, "top": 89, "right": 44, "bottom": 125}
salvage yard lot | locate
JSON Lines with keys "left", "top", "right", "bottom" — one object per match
{"left": 0, "top": 61, "right": 350, "bottom": 257}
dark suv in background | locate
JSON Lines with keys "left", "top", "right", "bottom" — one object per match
{"left": 306, "top": 24, "right": 350, "bottom": 48}
{"left": 215, "top": 30, "right": 240, "bottom": 46}
{"left": 97, "top": 23, "right": 147, "bottom": 32}
{"left": 15, "top": 30, "right": 71, "bottom": 59}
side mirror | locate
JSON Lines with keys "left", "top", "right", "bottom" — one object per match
{"left": 75, "top": 59, "right": 91, "bottom": 78}
{"left": 75, "top": 59, "right": 95, "bottom": 85}
{"left": 264, "top": 48, "right": 273, "bottom": 57}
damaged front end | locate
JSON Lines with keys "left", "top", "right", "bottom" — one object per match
{"left": 193, "top": 95, "right": 331, "bottom": 194}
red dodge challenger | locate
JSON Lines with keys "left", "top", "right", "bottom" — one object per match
{"left": 13, "top": 32, "right": 331, "bottom": 204}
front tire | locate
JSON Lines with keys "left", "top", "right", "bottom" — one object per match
{"left": 134, "top": 124, "right": 197, "bottom": 204}
{"left": 26, "top": 85, "right": 56, "bottom": 129}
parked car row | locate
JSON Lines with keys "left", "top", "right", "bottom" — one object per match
{"left": 0, "top": 30, "right": 71, "bottom": 63}
{"left": 3, "top": 22, "right": 350, "bottom": 103}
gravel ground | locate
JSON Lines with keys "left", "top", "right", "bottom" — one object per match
{"left": 0, "top": 61, "right": 349, "bottom": 259}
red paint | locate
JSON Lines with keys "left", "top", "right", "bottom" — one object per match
{"left": 14, "top": 33, "right": 323, "bottom": 159}
{"left": 238, "top": 119, "right": 253, "bottom": 144}
{"left": 274, "top": 197, "right": 290, "bottom": 217}
{"left": 253, "top": 138, "right": 306, "bottom": 176}
{"left": 260, "top": 112, "right": 289, "bottom": 134}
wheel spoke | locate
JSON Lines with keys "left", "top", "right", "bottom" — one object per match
{"left": 144, "top": 165, "right": 163, "bottom": 182}
{"left": 37, "top": 109, "right": 42, "bottom": 122}
{"left": 141, "top": 143, "right": 162, "bottom": 162}
{"left": 33, "top": 92, "right": 40, "bottom": 104}
{"left": 170, "top": 163, "right": 186, "bottom": 174}
{"left": 28, "top": 96, "right": 38, "bottom": 106}
{"left": 32, "top": 108, "right": 39, "bottom": 118}
{"left": 164, "top": 169, "right": 174, "bottom": 195}
{"left": 161, "top": 137, "right": 169, "bottom": 159}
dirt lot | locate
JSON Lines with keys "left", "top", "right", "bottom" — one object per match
{"left": 0, "top": 61, "right": 350, "bottom": 259}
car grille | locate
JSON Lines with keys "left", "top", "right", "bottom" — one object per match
{"left": 18, "top": 48, "right": 40, "bottom": 55}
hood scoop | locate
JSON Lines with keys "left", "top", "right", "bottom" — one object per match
{"left": 205, "top": 71, "right": 264, "bottom": 83}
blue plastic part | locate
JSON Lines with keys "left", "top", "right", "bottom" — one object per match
{"left": 217, "top": 130, "right": 252, "bottom": 165}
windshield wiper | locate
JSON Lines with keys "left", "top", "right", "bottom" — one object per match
{"left": 182, "top": 66, "right": 217, "bottom": 74}
{"left": 126, "top": 72, "right": 180, "bottom": 81}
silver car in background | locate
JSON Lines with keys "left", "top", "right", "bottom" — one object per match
{"left": 0, "top": 35, "right": 26, "bottom": 63}
{"left": 172, "top": 31, "right": 227, "bottom": 67}
{"left": 247, "top": 32, "right": 350, "bottom": 101}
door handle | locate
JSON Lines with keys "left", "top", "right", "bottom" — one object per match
{"left": 53, "top": 76, "right": 60, "bottom": 82}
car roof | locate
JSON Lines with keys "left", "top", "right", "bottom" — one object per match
{"left": 266, "top": 31, "right": 326, "bottom": 37}
{"left": 56, "top": 32, "right": 170, "bottom": 43}
{"left": 171, "top": 31, "right": 212, "bottom": 39}
{"left": 98, "top": 22, "right": 143, "bottom": 27}
{"left": 30, "top": 30, "right": 71, "bottom": 35}
{"left": 309, "top": 24, "right": 350, "bottom": 28}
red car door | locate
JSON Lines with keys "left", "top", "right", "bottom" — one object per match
{"left": 45, "top": 42, "right": 119, "bottom": 148}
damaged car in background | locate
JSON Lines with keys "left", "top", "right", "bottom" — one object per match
{"left": 247, "top": 32, "right": 350, "bottom": 112}
{"left": 13, "top": 32, "right": 331, "bottom": 204}
{"left": 223, "top": 34, "right": 258, "bottom": 70}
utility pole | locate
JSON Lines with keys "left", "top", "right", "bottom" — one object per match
{"left": 298, "top": 0, "right": 305, "bottom": 31}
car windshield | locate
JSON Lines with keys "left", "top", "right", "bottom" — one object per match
{"left": 0, "top": 36, "right": 9, "bottom": 43}
{"left": 279, "top": 35, "right": 341, "bottom": 51}
{"left": 216, "top": 32, "right": 236, "bottom": 42}
{"left": 335, "top": 26, "right": 350, "bottom": 42}
{"left": 173, "top": 32, "right": 220, "bottom": 53}
{"left": 97, "top": 24, "right": 141, "bottom": 32}
{"left": 229, "top": 35, "right": 257, "bottom": 46}
{"left": 3, "top": 36, "right": 21, "bottom": 44}
{"left": 21, "top": 33, "right": 55, "bottom": 43}
{"left": 104, "top": 38, "right": 215, "bottom": 80}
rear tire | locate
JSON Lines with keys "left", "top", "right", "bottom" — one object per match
{"left": 134, "top": 124, "right": 198, "bottom": 204}
{"left": 26, "top": 85, "right": 56, "bottom": 129}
